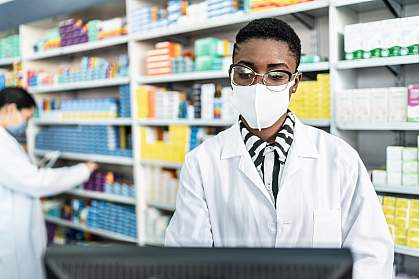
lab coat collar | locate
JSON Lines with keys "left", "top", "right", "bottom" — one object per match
{"left": 220, "top": 116, "right": 319, "bottom": 160}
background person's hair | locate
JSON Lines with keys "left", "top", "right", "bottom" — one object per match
{"left": 0, "top": 87, "right": 37, "bottom": 110}
{"left": 233, "top": 18, "right": 302, "bottom": 70}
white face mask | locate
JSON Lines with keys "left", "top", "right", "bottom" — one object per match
{"left": 231, "top": 81, "right": 295, "bottom": 131}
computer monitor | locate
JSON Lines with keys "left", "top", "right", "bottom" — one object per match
{"left": 45, "top": 245, "right": 353, "bottom": 279}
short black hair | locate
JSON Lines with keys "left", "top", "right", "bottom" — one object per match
{"left": 233, "top": 18, "right": 301, "bottom": 70}
{"left": 0, "top": 87, "right": 36, "bottom": 110}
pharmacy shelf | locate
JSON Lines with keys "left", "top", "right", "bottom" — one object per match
{"left": 34, "top": 149, "right": 134, "bottom": 165}
{"left": 44, "top": 216, "right": 137, "bottom": 243}
{"left": 137, "top": 70, "right": 227, "bottom": 84}
{"left": 334, "top": 0, "right": 418, "bottom": 11}
{"left": 136, "top": 62, "right": 330, "bottom": 84}
{"left": 130, "top": 0, "right": 329, "bottom": 41}
{"left": 66, "top": 189, "right": 136, "bottom": 205}
{"left": 0, "top": 56, "right": 20, "bottom": 66}
{"left": 33, "top": 118, "right": 132, "bottom": 126}
{"left": 395, "top": 245, "right": 419, "bottom": 258}
{"left": 137, "top": 119, "right": 235, "bottom": 127}
{"left": 137, "top": 118, "right": 330, "bottom": 127}
{"left": 26, "top": 36, "right": 128, "bottom": 60}
{"left": 140, "top": 160, "right": 183, "bottom": 169}
{"left": 336, "top": 122, "right": 419, "bottom": 131}
{"left": 28, "top": 77, "right": 130, "bottom": 94}
{"left": 336, "top": 56, "right": 419, "bottom": 70}
{"left": 374, "top": 185, "right": 419, "bottom": 196}
{"left": 145, "top": 239, "right": 164, "bottom": 246}
{"left": 148, "top": 201, "right": 175, "bottom": 212}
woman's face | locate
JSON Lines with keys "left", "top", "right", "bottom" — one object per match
{"left": 233, "top": 38, "right": 301, "bottom": 97}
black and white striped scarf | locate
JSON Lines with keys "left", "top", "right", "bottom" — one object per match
{"left": 239, "top": 112, "right": 296, "bottom": 202}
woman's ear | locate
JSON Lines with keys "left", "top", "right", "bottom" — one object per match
{"left": 290, "top": 72, "right": 302, "bottom": 95}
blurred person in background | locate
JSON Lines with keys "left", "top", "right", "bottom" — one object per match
{"left": 0, "top": 87, "right": 98, "bottom": 279}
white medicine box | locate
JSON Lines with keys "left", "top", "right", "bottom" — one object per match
{"left": 370, "top": 88, "right": 388, "bottom": 122}
{"left": 387, "top": 87, "right": 408, "bottom": 122}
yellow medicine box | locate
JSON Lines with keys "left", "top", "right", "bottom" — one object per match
{"left": 395, "top": 208, "right": 409, "bottom": 218}
{"left": 408, "top": 228, "right": 419, "bottom": 239}
{"left": 410, "top": 209, "right": 419, "bottom": 219}
{"left": 412, "top": 200, "right": 419, "bottom": 209}
{"left": 395, "top": 217, "right": 408, "bottom": 228}
{"left": 395, "top": 227, "right": 407, "bottom": 237}
{"left": 383, "top": 206, "right": 395, "bottom": 216}
{"left": 385, "top": 214, "right": 395, "bottom": 225}
{"left": 383, "top": 196, "right": 396, "bottom": 206}
{"left": 409, "top": 218, "right": 419, "bottom": 229}
{"left": 395, "top": 235, "right": 407, "bottom": 245}
{"left": 407, "top": 238, "right": 419, "bottom": 249}
{"left": 396, "top": 198, "right": 411, "bottom": 209}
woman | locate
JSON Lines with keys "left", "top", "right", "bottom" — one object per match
{"left": 0, "top": 87, "right": 98, "bottom": 279}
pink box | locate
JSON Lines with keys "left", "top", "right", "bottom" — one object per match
{"left": 408, "top": 85, "right": 419, "bottom": 122}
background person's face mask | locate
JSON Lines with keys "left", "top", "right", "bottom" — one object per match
{"left": 5, "top": 111, "right": 28, "bottom": 137}
{"left": 231, "top": 80, "right": 295, "bottom": 131}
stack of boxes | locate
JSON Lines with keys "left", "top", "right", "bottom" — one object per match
{"left": 194, "top": 37, "right": 232, "bottom": 71}
{"left": 58, "top": 19, "right": 89, "bottom": 47}
{"left": 336, "top": 87, "right": 412, "bottom": 124}
{"left": 34, "top": 17, "right": 127, "bottom": 52}
{"left": 146, "top": 208, "right": 171, "bottom": 243}
{"left": 289, "top": 74, "right": 330, "bottom": 120}
{"left": 145, "top": 42, "right": 182, "bottom": 76}
{"left": 344, "top": 16, "right": 419, "bottom": 60}
{"left": 0, "top": 34, "right": 20, "bottom": 59}
{"left": 136, "top": 84, "right": 237, "bottom": 121}
{"left": 87, "top": 200, "right": 137, "bottom": 238}
{"left": 33, "top": 28, "right": 60, "bottom": 52}
{"left": 82, "top": 171, "right": 135, "bottom": 198}
{"left": 167, "top": 0, "right": 188, "bottom": 25}
{"left": 372, "top": 141, "right": 419, "bottom": 187}
{"left": 408, "top": 85, "right": 419, "bottom": 122}
{"left": 140, "top": 125, "right": 216, "bottom": 164}
{"left": 35, "top": 126, "right": 133, "bottom": 157}
{"left": 27, "top": 55, "right": 129, "bottom": 87}
{"left": 207, "top": 0, "right": 244, "bottom": 18}
{"left": 0, "top": 63, "right": 23, "bottom": 89}
{"left": 130, "top": 5, "right": 167, "bottom": 34}
{"left": 119, "top": 85, "right": 131, "bottom": 118}
{"left": 139, "top": 125, "right": 189, "bottom": 163}
{"left": 146, "top": 167, "right": 178, "bottom": 209}
{"left": 250, "top": 0, "right": 307, "bottom": 11}
{"left": 380, "top": 196, "right": 419, "bottom": 248}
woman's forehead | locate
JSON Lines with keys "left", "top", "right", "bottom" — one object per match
{"left": 234, "top": 38, "right": 296, "bottom": 71}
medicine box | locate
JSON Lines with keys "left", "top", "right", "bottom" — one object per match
{"left": 388, "top": 87, "right": 408, "bottom": 122}
{"left": 387, "top": 172, "right": 402, "bottom": 185}
{"left": 403, "top": 161, "right": 418, "bottom": 174}
{"left": 372, "top": 170, "right": 387, "bottom": 185}
{"left": 387, "top": 161, "right": 402, "bottom": 173}
{"left": 403, "top": 147, "right": 418, "bottom": 161}
{"left": 403, "top": 174, "right": 418, "bottom": 187}
{"left": 408, "top": 85, "right": 419, "bottom": 122}
{"left": 387, "top": 146, "right": 404, "bottom": 161}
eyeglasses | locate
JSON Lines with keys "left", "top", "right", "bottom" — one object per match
{"left": 229, "top": 64, "right": 297, "bottom": 92}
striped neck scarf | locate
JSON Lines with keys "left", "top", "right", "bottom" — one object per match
{"left": 239, "top": 112, "right": 296, "bottom": 201}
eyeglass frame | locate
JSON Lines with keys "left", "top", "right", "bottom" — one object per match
{"left": 228, "top": 63, "right": 299, "bottom": 88}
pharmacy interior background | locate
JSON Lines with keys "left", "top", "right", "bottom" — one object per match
{"left": 0, "top": 0, "right": 419, "bottom": 275}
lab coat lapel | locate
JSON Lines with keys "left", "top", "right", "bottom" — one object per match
{"left": 281, "top": 118, "right": 319, "bottom": 182}
{"left": 221, "top": 123, "right": 275, "bottom": 207}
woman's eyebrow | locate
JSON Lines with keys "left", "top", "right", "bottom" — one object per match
{"left": 267, "top": 62, "right": 289, "bottom": 69}
{"left": 237, "top": 60, "right": 255, "bottom": 67}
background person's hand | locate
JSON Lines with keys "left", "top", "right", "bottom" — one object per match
{"left": 85, "top": 161, "right": 98, "bottom": 173}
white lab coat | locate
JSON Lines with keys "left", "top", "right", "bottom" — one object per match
{"left": 166, "top": 117, "right": 394, "bottom": 278}
{"left": 0, "top": 127, "right": 90, "bottom": 279}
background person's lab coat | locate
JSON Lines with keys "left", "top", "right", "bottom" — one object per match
{"left": 166, "top": 118, "right": 394, "bottom": 279}
{"left": 0, "top": 127, "right": 91, "bottom": 279}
